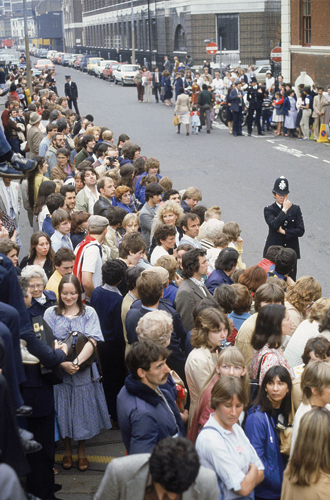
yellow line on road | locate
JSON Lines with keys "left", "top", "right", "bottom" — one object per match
{"left": 55, "top": 454, "right": 115, "bottom": 464}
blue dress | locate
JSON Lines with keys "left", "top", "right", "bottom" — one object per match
{"left": 44, "top": 306, "right": 111, "bottom": 441}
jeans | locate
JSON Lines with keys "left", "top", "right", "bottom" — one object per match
{"left": 262, "top": 109, "right": 272, "bottom": 131}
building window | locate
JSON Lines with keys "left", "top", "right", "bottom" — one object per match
{"left": 217, "top": 14, "right": 239, "bottom": 51}
{"left": 302, "top": 0, "right": 311, "bottom": 46}
{"left": 174, "top": 24, "right": 186, "bottom": 51}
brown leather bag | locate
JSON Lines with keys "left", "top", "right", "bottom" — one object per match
{"left": 62, "top": 331, "right": 96, "bottom": 371}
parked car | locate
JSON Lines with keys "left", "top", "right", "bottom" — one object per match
{"left": 53, "top": 52, "right": 64, "bottom": 64}
{"left": 38, "top": 48, "right": 48, "bottom": 58}
{"left": 34, "top": 59, "right": 55, "bottom": 70}
{"left": 87, "top": 57, "right": 104, "bottom": 75}
{"left": 74, "top": 54, "right": 84, "bottom": 69}
{"left": 113, "top": 64, "right": 140, "bottom": 86}
{"left": 80, "top": 54, "right": 96, "bottom": 72}
{"left": 94, "top": 59, "right": 115, "bottom": 78}
{"left": 47, "top": 50, "right": 57, "bottom": 60}
{"left": 61, "top": 53, "right": 73, "bottom": 66}
{"left": 102, "top": 61, "right": 121, "bottom": 81}
{"left": 69, "top": 54, "right": 79, "bottom": 67}
{"left": 253, "top": 65, "right": 272, "bottom": 84}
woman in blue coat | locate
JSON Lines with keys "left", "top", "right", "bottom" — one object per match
{"left": 244, "top": 365, "right": 292, "bottom": 500}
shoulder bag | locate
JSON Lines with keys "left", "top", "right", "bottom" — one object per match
{"left": 62, "top": 330, "right": 97, "bottom": 371}
{"left": 250, "top": 354, "right": 267, "bottom": 402}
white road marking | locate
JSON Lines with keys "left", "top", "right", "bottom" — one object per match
{"left": 306, "top": 154, "right": 318, "bottom": 159}
{"left": 273, "top": 144, "right": 305, "bottom": 158}
{"left": 323, "top": 160, "right": 330, "bottom": 164}
{"left": 267, "top": 140, "right": 275, "bottom": 143}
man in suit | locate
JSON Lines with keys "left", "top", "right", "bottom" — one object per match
{"left": 64, "top": 75, "right": 79, "bottom": 114}
{"left": 175, "top": 248, "right": 212, "bottom": 331}
{"left": 229, "top": 82, "right": 246, "bottom": 136}
{"left": 126, "top": 269, "right": 186, "bottom": 382}
{"left": 263, "top": 176, "right": 305, "bottom": 280}
{"left": 312, "top": 86, "right": 330, "bottom": 140}
{"left": 152, "top": 66, "right": 162, "bottom": 103}
{"left": 246, "top": 77, "right": 264, "bottom": 136}
{"left": 26, "top": 112, "right": 44, "bottom": 156}
{"left": 94, "top": 437, "right": 219, "bottom": 500}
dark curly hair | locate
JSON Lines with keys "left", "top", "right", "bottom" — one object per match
{"left": 181, "top": 248, "right": 206, "bottom": 279}
{"left": 154, "top": 224, "right": 177, "bottom": 246}
{"left": 149, "top": 437, "right": 200, "bottom": 494}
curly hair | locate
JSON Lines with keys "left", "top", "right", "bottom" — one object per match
{"left": 190, "top": 308, "right": 230, "bottom": 349}
{"left": 286, "top": 276, "right": 322, "bottom": 313}
{"left": 145, "top": 157, "right": 160, "bottom": 173}
{"left": 136, "top": 310, "right": 173, "bottom": 347}
{"left": 156, "top": 200, "right": 184, "bottom": 227}
{"left": 115, "top": 185, "right": 130, "bottom": 201}
{"left": 154, "top": 224, "right": 177, "bottom": 246}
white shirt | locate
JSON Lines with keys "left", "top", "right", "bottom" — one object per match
{"left": 212, "top": 77, "right": 224, "bottom": 93}
{"left": 84, "top": 185, "right": 99, "bottom": 215}
{"left": 284, "top": 320, "right": 320, "bottom": 368}
{"left": 80, "top": 241, "right": 104, "bottom": 299}
{"left": 150, "top": 245, "right": 169, "bottom": 266}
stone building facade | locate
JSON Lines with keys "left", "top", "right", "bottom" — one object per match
{"left": 65, "top": 0, "right": 280, "bottom": 68}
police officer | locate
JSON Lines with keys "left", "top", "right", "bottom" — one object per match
{"left": 246, "top": 77, "right": 264, "bottom": 136}
{"left": 64, "top": 75, "right": 79, "bottom": 114}
{"left": 263, "top": 176, "right": 305, "bottom": 280}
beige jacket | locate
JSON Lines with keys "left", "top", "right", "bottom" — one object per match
{"left": 185, "top": 346, "right": 217, "bottom": 428}
{"left": 174, "top": 93, "right": 191, "bottom": 114}
{"left": 27, "top": 125, "right": 44, "bottom": 156}
{"left": 235, "top": 313, "right": 258, "bottom": 374}
{"left": 312, "top": 94, "right": 329, "bottom": 118}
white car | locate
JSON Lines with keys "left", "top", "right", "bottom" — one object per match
{"left": 47, "top": 50, "right": 57, "bottom": 60}
{"left": 113, "top": 64, "right": 140, "bottom": 86}
{"left": 94, "top": 60, "right": 116, "bottom": 78}
{"left": 69, "top": 54, "right": 79, "bottom": 67}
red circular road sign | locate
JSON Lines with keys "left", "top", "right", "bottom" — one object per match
{"left": 271, "top": 46, "right": 282, "bottom": 63}
{"left": 206, "top": 42, "right": 218, "bottom": 55}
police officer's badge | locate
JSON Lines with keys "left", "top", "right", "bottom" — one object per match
{"left": 279, "top": 179, "right": 286, "bottom": 191}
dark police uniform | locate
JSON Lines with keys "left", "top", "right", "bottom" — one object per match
{"left": 64, "top": 76, "right": 79, "bottom": 114}
{"left": 263, "top": 177, "right": 305, "bottom": 280}
{"left": 247, "top": 80, "right": 264, "bottom": 135}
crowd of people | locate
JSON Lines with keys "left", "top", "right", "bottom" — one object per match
{"left": 1, "top": 59, "right": 330, "bottom": 500}
{"left": 130, "top": 55, "right": 330, "bottom": 140}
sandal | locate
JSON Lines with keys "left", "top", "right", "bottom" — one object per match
{"left": 78, "top": 457, "right": 89, "bottom": 472}
{"left": 62, "top": 454, "right": 72, "bottom": 470}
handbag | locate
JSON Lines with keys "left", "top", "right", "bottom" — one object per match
{"left": 0, "top": 211, "right": 16, "bottom": 238}
{"left": 62, "top": 331, "right": 96, "bottom": 371}
{"left": 173, "top": 114, "right": 181, "bottom": 126}
{"left": 278, "top": 395, "right": 295, "bottom": 455}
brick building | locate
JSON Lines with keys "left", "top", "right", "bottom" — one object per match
{"left": 65, "top": 0, "right": 280, "bottom": 69}
{"left": 282, "top": 0, "right": 330, "bottom": 87}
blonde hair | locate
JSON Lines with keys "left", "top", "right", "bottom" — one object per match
{"left": 301, "top": 360, "right": 330, "bottom": 403}
{"left": 286, "top": 276, "right": 322, "bottom": 313}
{"left": 155, "top": 254, "right": 178, "bottom": 281}
{"left": 205, "top": 205, "right": 222, "bottom": 220}
{"left": 122, "top": 213, "right": 139, "bottom": 229}
{"left": 156, "top": 200, "right": 184, "bottom": 225}
{"left": 287, "top": 407, "right": 330, "bottom": 485}
{"left": 309, "top": 298, "right": 330, "bottom": 323}
{"left": 136, "top": 310, "right": 173, "bottom": 347}
{"left": 182, "top": 186, "right": 202, "bottom": 201}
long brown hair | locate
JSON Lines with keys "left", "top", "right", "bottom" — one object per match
{"left": 55, "top": 274, "right": 85, "bottom": 316}
{"left": 28, "top": 231, "right": 54, "bottom": 263}
{"left": 287, "top": 407, "right": 330, "bottom": 486}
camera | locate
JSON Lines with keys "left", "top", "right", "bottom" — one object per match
{"left": 219, "top": 340, "right": 232, "bottom": 351}
{"left": 106, "top": 156, "right": 116, "bottom": 163}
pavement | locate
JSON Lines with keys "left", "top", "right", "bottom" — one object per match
{"left": 8, "top": 59, "right": 330, "bottom": 497}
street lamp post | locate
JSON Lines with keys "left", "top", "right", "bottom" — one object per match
{"left": 131, "top": 0, "right": 135, "bottom": 64}
{"left": 23, "top": 0, "right": 32, "bottom": 94}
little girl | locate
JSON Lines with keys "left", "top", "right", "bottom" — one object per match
{"left": 190, "top": 106, "right": 201, "bottom": 135}
{"left": 272, "top": 91, "right": 285, "bottom": 136}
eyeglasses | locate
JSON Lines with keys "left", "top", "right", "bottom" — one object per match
{"left": 28, "top": 284, "right": 44, "bottom": 290}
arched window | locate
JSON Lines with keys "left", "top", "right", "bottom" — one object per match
{"left": 174, "top": 25, "right": 187, "bottom": 51}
